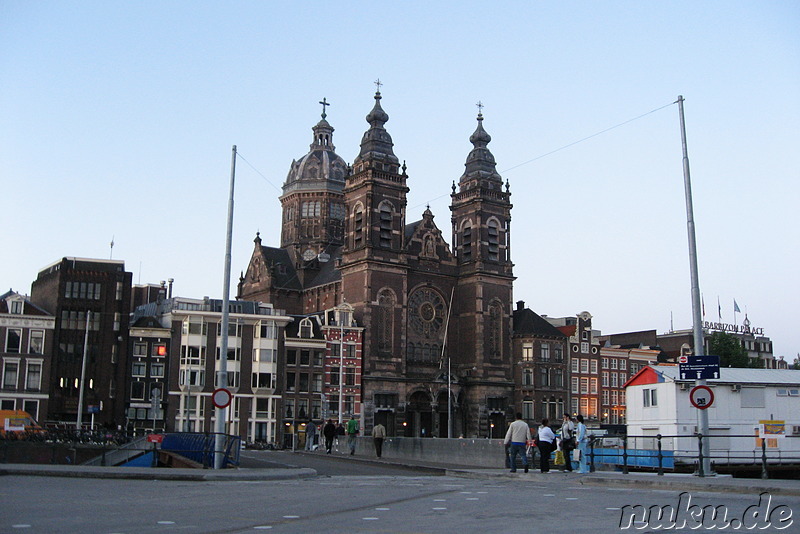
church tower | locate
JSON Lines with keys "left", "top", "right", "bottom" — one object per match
{"left": 279, "top": 99, "right": 349, "bottom": 282}
{"left": 340, "top": 87, "right": 409, "bottom": 361}
{"left": 449, "top": 107, "right": 515, "bottom": 435}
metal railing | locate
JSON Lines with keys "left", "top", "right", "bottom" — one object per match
{"left": 586, "top": 433, "right": 800, "bottom": 479}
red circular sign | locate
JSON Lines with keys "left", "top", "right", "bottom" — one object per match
{"left": 212, "top": 388, "right": 233, "bottom": 409}
{"left": 678, "top": 355, "right": 688, "bottom": 364}
{"left": 689, "top": 385, "right": 714, "bottom": 410}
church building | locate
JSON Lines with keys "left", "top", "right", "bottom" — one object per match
{"left": 238, "top": 89, "right": 515, "bottom": 438}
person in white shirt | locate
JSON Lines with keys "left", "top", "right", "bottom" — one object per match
{"left": 504, "top": 412, "right": 532, "bottom": 473}
{"left": 537, "top": 418, "right": 556, "bottom": 473}
{"left": 576, "top": 414, "right": 589, "bottom": 473}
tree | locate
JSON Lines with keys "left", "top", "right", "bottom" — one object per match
{"left": 708, "top": 331, "right": 761, "bottom": 368}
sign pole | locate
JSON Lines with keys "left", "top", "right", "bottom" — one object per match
{"left": 678, "top": 96, "right": 711, "bottom": 476}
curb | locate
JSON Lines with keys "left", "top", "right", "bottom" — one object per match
{"left": 0, "top": 464, "right": 317, "bottom": 482}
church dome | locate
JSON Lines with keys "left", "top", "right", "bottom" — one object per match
{"left": 282, "top": 113, "right": 348, "bottom": 196}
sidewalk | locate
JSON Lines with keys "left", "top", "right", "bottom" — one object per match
{"left": 297, "top": 449, "right": 800, "bottom": 496}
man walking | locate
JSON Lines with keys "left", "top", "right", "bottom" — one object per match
{"left": 346, "top": 414, "right": 359, "bottom": 455}
{"left": 323, "top": 419, "right": 336, "bottom": 454}
{"left": 372, "top": 422, "right": 386, "bottom": 458}
{"left": 304, "top": 421, "right": 317, "bottom": 451}
{"left": 504, "top": 412, "right": 531, "bottom": 473}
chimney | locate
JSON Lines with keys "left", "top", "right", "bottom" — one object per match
{"left": 516, "top": 300, "right": 525, "bottom": 311}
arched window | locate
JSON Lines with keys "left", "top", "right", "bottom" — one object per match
{"left": 299, "top": 318, "right": 313, "bottom": 338}
{"left": 379, "top": 202, "right": 393, "bottom": 248}
{"left": 377, "top": 289, "right": 395, "bottom": 355}
{"left": 487, "top": 219, "right": 500, "bottom": 261}
{"left": 353, "top": 204, "right": 364, "bottom": 248}
{"left": 461, "top": 223, "right": 472, "bottom": 262}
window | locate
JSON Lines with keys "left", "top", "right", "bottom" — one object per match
{"left": 312, "top": 373, "right": 323, "bottom": 392}
{"left": 522, "top": 368, "right": 533, "bottom": 386}
{"left": 10, "top": 300, "right": 23, "bottom": 314}
{"left": 25, "top": 362, "right": 42, "bottom": 390}
{"left": 252, "top": 372, "right": 274, "bottom": 389}
{"left": 298, "top": 373, "right": 309, "bottom": 392}
{"left": 330, "top": 202, "right": 345, "bottom": 220}
{"left": 113, "top": 312, "right": 120, "bottom": 331}
{"left": 571, "top": 358, "right": 579, "bottom": 373}
{"left": 540, "top": 343, "right": 550, "bottom": 361}
{"left": 328, "top": 395, "right": 339, "bottom": 416}
{"left": 151, "top": 363, "right": 165, "bottom": 378}
{"left": 462, "top": 224, "right": 472, "bottom": 261}
{"left": 580, "top": 359, "right": 589, "bottom": 374}
{"left": 134, "top": 343, "right": 148, "bottom": 356}
{"left": 299, "top": 318, "right": 313, "bottom": 338}
{"left": 217, "top": 321, "right": 242, "bottom": 337}
{"left": 643, "top": 388, "right": 657, "bottom": 407}
{"left": 285, "top": 399, "right": 295, "bottom": 418}
{"left": 286, "top": 372, "right": 296, "bottom": 392}
{"left": 553, "top": 368, "right": 563, "bottom": 388}
{"left": 602, "top": 371, "right": 609, "bottom": 387}
{"left": 610, "top": 372, "right": 618, "bottom": 388}
{"left": 601, "top": 357, "right": 609, "bottom": 369}
{"left": 5, "top": 329, "right": 21, "bottom": 353}
{"left": 590, "top": 359, "right": 598, "bottom": 374}
{"left": 297, "top": 399, "right": 309, "bottom": 419}
{"left": 25, "top": 330, "right": 44, "bottom": 355}
{"left": 153, "top": 343, "right": 167, "bottom": 357}
{"left": 553, "top": 345, "right": 563, "bottom": 362}
{"left": 256, "top": 321, "right": 277, "bottom": 339}
{"left": 590, "top": 378, "right": 598, "bottom": 394}
{"left": 132, "top": 362, "right": 146, "bottom": 377}
{"left": 182, "top": 318, "right": 206, "bottom": 336}
{"left": 602, "top": 390, "right": 610, "bottom": 405}
{"left": 522, "top": 343, "right": 533, "bottom": 361}
{"left": 353, "top": 207, "right": 364, "bottom": 248}
{"left": 300, "top": 350, "right": 310, "bottom": 366}
{"left": 343, "top": 396, "right": 354, "bottom": 415}
{"left": 22, "top": 400, "right": 38, "bottom": 419}
{"left": 179, "top": 369, "right": 205, "bottom": 387}
{"left": 116, "top": 282, "right": 123, "bottom": 300}
{"left": 487, "top": 220, "right": 499, "bottom": 261}
{"left": 580, "top": 378, "right": 588, "bottom": 395}
{"left": 313, "top": 351, "right": 323, "bottom": 366}
{"left": 522, "top": 400, "right": 534, "bottom": 421}
{"left": 286, "top": 350, "right": 297, "bottom": 365}
{"left": 180, "top": 345, "right": 205, "bottom": 366}
{"left": 344, "top": 367, "right": 356, "bottom": 386}
{"left": 330, "top": 367, "right": 340, "bottom": 386}
{"left": 619, "top": 359, "right": 626, "bottom": 370}
{"left": 571, "top": 377, "right": 579, "bottom": 394}
{"left": 610, "top": 358, "right": 618, "bottom": 370}
{"left": 3, "top": 361, "right": 19, "bottom": 389}
{"left": 379, "top": 203, "right": 392, "bottom": 248}
{"left": 311, "top": 399, "right": 321, "bottom": 420}
{"left": 216, "top": 347, "right": 240, "bottom": 361}
{"left": 539, "top": 367, "right": 550, "bottom": 387}
{"left": 131, "top": 381, "right": 145, "bottom": 400}
{"left": 345, "top": 344, "right": 356, "bottom": 358}
{"left": 581, "top": 342, "right": 589, "bottom": 354}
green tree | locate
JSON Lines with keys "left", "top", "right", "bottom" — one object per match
{"left": 708, "top": 331, "right": 761, "bottom": 368}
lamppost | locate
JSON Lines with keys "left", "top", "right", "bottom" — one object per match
{"left": 337, "top": 307, "right": 345, "bottom": 424}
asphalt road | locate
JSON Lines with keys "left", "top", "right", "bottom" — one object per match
{"left": 3, "top": 453, "right": 798, "bottom": 533}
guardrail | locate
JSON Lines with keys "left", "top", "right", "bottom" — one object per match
{"left": 586, "top": 433, "right": 800, "bottom": 478}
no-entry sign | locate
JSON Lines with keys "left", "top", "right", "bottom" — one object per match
{"left": 212, "top": 388, "right": 233, "bottom": 409}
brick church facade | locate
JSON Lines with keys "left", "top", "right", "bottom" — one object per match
{"left": 238, "top": 90, "right": 515, "bottom": 438}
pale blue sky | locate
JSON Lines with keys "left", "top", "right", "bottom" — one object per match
{"left": 2, "top": 1, "right": 798, "bottom": 358}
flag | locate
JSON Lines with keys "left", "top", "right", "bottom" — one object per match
{"left": 702, "top": 295, "right": 705, "bottom": 318}
{"left": 717, "top": 296, "right": 721, "bottom": 320}
{"left": 734, "top": 300, "right": 741, "bottom": 313}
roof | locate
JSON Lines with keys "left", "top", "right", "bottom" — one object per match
{"left": 513, "top": 307, "right": 568, "bottom": 338}
{"left": 626, "top": 364, "right": 800, "bottom": 388}
{"left": 260, "top": 246, "right": 303, "bottom": 291}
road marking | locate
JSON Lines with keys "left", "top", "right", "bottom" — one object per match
{"left": 606, "top": 507, "right": 621, "bottom": 510}
{"left": 543, "top": 494, "right": 555, "bottom": 497}
{"left": 566, "top": 497, "right": 578, "bottom": 500}
{"left": 459, "top": 491, "right": 473, "bottom": 494}
{"left": 282, "top": 516, "right": 300, "bottom": 519}
{"left": 375, "top": 507, "right": 390, "bottom": 511}
{"left": 362, "top": 517, "right": 380, "bottom": 521}
{"left": 11, "top": 526, "right": 31, "bottom": 529}
{"left": 432, "top": 507, "right": 447, "bottom": 511}
{"left": 254, "top": 527, "right": 273, "bottom": 530}
{"left": 157, "top": 521, "right": 175, "bottom": 525}
{"left": 466, "top": 497, "right": 480, "bottom": 501}
{"left": 433, "top": 499, "right": 447, "bottom": 502}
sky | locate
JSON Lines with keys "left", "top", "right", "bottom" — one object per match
{"left": 1, "top": 2, "right": 798, "bottom": 359}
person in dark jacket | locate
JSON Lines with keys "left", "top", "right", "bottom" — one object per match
{"left": 322, "top": 419, "right": 336, "bottom": 454}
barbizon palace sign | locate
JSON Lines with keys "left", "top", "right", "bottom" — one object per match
{"left": 703, "top": 321, "right": 764, "bottom": 336}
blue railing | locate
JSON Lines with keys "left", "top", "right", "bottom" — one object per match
{"left": 161, "top": 432, "right": 241, "bottom": 468}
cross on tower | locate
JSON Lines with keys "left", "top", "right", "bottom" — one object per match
{"left": 374, "top": 78, "right": 383, "bottom": 93}
{"left": 476, "top": 101, "right": 484, "bottom": 117}
{"left": 319, "top": 97, "right": 330, "bottom": 119}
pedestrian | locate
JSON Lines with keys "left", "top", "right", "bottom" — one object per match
{"left": 560, "top": 413, "right": 575, "bottom": 472}
{"left": 323, "top": 419, "right": 336, "bottom": 454}
{"left": 575, "top": 414, "right": 589, "bottom": 473}
{"left": 346, "top": 414, "right": 359, "bottom": 455}
{"left": 537, "top": 418, "right": 556, "bottom": 473}
{"left": 304, "top": 421, "right": 317, "bottom": 451}
{"left": 335, "top": 422, "right": 345, "bottom": 452}
{"left": 503, "top": 412, "right": 531, "bottom": 473}
{"left": 372, "top": 422, "right": 386, "bottom": 458}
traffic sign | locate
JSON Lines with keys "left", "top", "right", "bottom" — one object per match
{"left": 689, "top": 385, "right": 714, "bottom": 410}
{"left": 212, "top": 388, "right": 233, "bottom": 409}
{"left": 677, "top": 355, "right": 688, "bottom": 364}
{"left": 147, "top": 433, "right": 164, "bottom": 443}
{"left": 679, "top": 355, "right": 721, "bottom": 380}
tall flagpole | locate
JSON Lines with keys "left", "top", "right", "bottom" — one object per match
{"left": 678, "top": 96, "right": 711, "bottom": 476}
{"left": 214, "top": 145, "right": 236, "bottom": 469}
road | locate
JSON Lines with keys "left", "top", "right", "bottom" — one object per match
{"left": 2, "top": 452, "right": 798, "bottom": 533}
{"left": 238, "top": 449, "right": 436, "bottom": 477}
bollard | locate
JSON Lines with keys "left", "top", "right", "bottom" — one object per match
{"left": 589, "top": 436, "right": 595, "bottom": 473}
{"left": 622, "top": 435, "right": 628, "bottom": 475}
{"left": 761, "top": 438, "right": 769, "bottom": 480}
{"left": 656, "top": 434, "right": 664, "bottom": 476}
{"left": 696, "top": 433, "right": 705, "bottom": 478}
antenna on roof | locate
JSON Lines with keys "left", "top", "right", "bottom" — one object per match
{"left": 110, "top": 236, "right": 115, "bottom": 259}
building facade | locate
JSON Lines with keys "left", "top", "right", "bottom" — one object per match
{"left": 29, "top": 258, "right": 133, "bottom": 428}
{"left": 0, "top": 291, "right": 54, "bottom": 421}
{"left": 238, "top": 91, "right": 515, "bottom": 438}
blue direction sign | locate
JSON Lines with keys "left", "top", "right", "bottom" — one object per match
{"left": 679, "top": 355, "right": 721, "bottom": 380}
